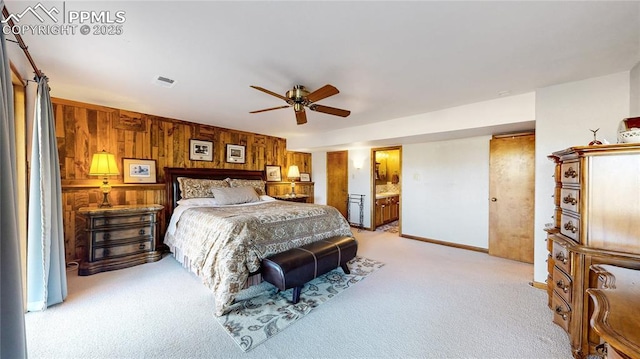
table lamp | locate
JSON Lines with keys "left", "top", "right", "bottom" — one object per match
{"left": 89, "top": 150, "right": 120, "bottom": 207}
{"left": 287, "top": 165, "right": 300, "bottom": 196}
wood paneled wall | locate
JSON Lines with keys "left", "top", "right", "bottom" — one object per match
{"left": 55, "top": 98, "right": 311, "bottom": 263}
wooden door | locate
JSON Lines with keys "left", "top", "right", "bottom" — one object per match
{"left": 488, "top": 133, "right": 535, "bottom": 263}
{"left": 327, "top": 151, "right": 348, "bottom": 218}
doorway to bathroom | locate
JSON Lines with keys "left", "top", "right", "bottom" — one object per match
{"left": 371, "top": 146, "right": 402, "bottom": 232}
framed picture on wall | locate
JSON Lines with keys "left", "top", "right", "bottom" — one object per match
{"left": 265, "top": 165, "right": 282, "bottom": 182}
{"left": 300, "top": 172, "right": 310, "bottom": 182}
{"left": 189, "top": 139, "right": 213, "bottom": 161}
{"left": 122, "top": 158, "right": 157, "bottom": 183}
{"left": 225, "top": 144, "right": 246, "bottom": 164}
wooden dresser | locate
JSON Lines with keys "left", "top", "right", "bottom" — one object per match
{"left": 587, "top": 265, "right": 640, "bottom": 359}
{"left": 78, "top": 204, "right": 163, "bottom": 275}
{"left": 546, "top": 144, "right": 640, "bottom": 358}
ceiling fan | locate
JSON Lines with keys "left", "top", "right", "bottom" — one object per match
{"left": 249, "top": 84, "right": 350, "bottom": 125}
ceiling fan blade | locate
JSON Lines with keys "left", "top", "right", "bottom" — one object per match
{"left": 295, "top": 109, "right": 307, "bottom": 125}
{"left": 250, "top": 86, "right": 290, "bottom": 102}
{"left": 309, "top": 104, "right": 351, "bottom": 117}
{"left": 306, "top": 84, "right": 339, "bottom": 103}
{"left": 250, "top": 105, "right": 291, "bottom": 114}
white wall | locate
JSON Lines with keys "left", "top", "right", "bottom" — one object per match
{"left": 403, "top": 136, "right": 491, "bottom": 248}
{"left": 631, "top": 61, "right": 640, "bottom": 116}
{"left": 311, "top": 151, "right": 327, "bottom": 204}
{"left": 347, "top": 148, "right": 372, "bottom": 227}
{"left": 533, "top": 71, "right": 631, "bottom": 283}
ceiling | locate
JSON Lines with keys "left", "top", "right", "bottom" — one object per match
{"left": 6, "top": 1, "right": 640, "bottom": 144}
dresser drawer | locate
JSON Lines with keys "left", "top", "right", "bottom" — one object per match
{"left": 93, "top": 238, "right": 154, "bottom": 260}
{"left": 93, "top": 225, "right": 154, "bottom": 244}
{"left": 552, "top": 265, "right": 572, "bottom": 304}
{"left": 560, "top": 212, "right": 580, "bottom": 242}
{"left": 559, "top": 188, "right": 580, "bottom": 213}
{"left": 552, "top": 291, "right": 572, "bottom": 333}
{"left": 560, "top": 161, "right": 580, "bottom": 185}
{"left": 552, "top": 241, "right": 571, "bottom": 274}
{"left": 92, "top": 213, "right": 155, "bottom": 228}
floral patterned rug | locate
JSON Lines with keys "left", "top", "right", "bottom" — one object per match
{"left": 376, "top": 220, "right": 399, "bottom": 233}
{"left": 216, "top": 256, "right": 385, "bottom": 351}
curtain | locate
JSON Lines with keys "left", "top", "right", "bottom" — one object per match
{"left": 26, "top": 75, "right": 67, "bottom": 311}
{"left": 0, "top": 10, "right": 27, "bottom": 357}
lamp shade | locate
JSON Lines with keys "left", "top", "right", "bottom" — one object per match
{"left": 287, "top": 165, "right": 300, "bottom": 178}
{"left": 89, "top": 151, "right": 120, "bottom": 176}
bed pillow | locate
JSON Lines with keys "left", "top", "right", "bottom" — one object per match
{"left": 228, "top": 178, "right": 266, "bottom": 196}
{"left": 177, "top": 197, "right": 219, "bottom": 206}
{"left": 177, "top": 177, "right": 230, "bottom": 199}
{"left": 211, "top": 186, "right": 260, "bottom": 205}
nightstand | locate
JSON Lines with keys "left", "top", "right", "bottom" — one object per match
{"left": 78, "top": 204, "right": 163, "bottom": 276}
{"left": 274, "top": 194, "right": 310, "bottom": 203}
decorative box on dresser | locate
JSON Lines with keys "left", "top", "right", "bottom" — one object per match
{"left": 78, "top": 204, "right": 163, "bottom": 276}
{"left": 546, "top": 144, "right": 640, "bottom": 358}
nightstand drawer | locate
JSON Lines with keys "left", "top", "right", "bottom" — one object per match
{"left": 94, "top": 239, "right": 154, "bottom": 260}
{"left": 92, "top": 213, "right": 155, "bottom": 228}
{"left": 94, "top": 225, "right": 154, "bottom": 243}
{"left": 78, "top": 204, "right": 163, "bottom": 276}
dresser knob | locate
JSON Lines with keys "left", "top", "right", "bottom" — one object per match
{"left": 556, "top": 279, "right": 570, "bottom": 293}
{"left": 563, "top": 167, "right": 577, "bottom": 178}
{"left": 563, "top": 221, "right": 577, "bottom": 233}
{"left": 103, "top": 249, "right": 110, "bottom": 256}
{"left": 139, "top": 243, "right": 146, "bottom": 250}
{"left": 555, "top": 306, "right": 569, "bottom": 321}
{"left": 103, "top": 233, "right": 111, "bottom": 240}
{"left": 139, "top": 229, "right": 146, "bottom": 235}
{"left": 562, "top": 194, "right": 577, "bottom": 205}
{"left": 595, "top": 343, "right": 608, "bottom": 356}
{"left": 555, "top": 252, "right": 568, "bottom": 265}
{"left": 140, "top": 216, "right": 146, "bottom": 222}
{"left": 104, "top": 219, "right": 110, "bottom": 225}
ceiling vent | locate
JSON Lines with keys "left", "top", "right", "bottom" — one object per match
{"left": 152, "top": 75, "right": 176, "bottom": 88}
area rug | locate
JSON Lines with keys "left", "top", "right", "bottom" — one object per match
{"left": 376, "top": 220, "right": 399, "bottom": 233}
{"left": 216, "top": 256, "right": 384, "bottom": 351}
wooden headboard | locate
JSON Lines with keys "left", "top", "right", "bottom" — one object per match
{"left": 164, "top": 167, "right": 265, "bottom": 221}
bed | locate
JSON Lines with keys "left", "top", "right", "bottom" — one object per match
{"left": 163, "top": 167, "right": 353, "bottom": 316}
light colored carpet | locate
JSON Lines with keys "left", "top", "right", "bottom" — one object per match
{"left": 219, "top": 256, "right": 384, "bottom": 351}
{"left": 25, "top": 230, "right": 572, "bottom": 358}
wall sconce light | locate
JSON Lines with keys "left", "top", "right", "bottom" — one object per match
{"left": 287, "top": 165, "right": 300, "bottom": 196}
{"left": 89, "top": 150, "right": 120, "bottom": 207}
{"left": 352, "top": 157, "right": 364, "bottom": 170}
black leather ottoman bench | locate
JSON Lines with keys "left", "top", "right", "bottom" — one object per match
{"left": 261, "top": 236, "right": 358, "bottom": 304}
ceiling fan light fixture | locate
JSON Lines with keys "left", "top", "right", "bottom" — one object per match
{"left": 286, "top": 85, "right": 309, "bottom": 102}
{"left": 250, "top": 84, "right": 350, "bottom": 124}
